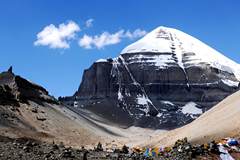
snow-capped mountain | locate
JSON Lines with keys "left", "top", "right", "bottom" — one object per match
{"left": 60, "top": 26, "right": 240, "bottom": 129}
{"left": 121, "top": 26, "right": 240, "bottom": 80}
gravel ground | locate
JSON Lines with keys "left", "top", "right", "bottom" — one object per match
{"left": 0, "top": 136, "right": 150, "bottom": 160}
{"left": 0, "top": 135, "right": 228, "bottom": 160}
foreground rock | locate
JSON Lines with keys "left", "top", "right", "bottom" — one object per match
{"left": 140, "top": 137, "right": 240, "bottom": 160}
{"left": 0, "top": 136, "right": 146, "bottom": 160}
{"left": 0, "top": 135, "right": 239, "bottom": 160}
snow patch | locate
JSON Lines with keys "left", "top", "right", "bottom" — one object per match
{"left": 135, "top": 95, "right": 153, "bottom": 114}
{"left": 182, "top": 102, "right": 202, "bottom": 115}
{"left": 136, "top": 95, "right": 149, "bottom": 105}
{"left": 118, "top": 90, "right": 123, "bottom": 101}
{"left": 156, "top": 113, "right": 162, "bottom": 117}
{"left": 222, "top": 79, "right": 239, "bottom": 87}
{"left": 161, "top": 101, "right": 174, "bottom": 106}
{"left": 96, "top": 58, "right": 108, "bottom": 63}
{"left": 128, "top": 54, "right": 175, "bottom": 68}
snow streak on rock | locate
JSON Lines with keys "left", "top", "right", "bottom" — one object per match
{"left": 111, "top": 55, "right": 159, "bottom": 116}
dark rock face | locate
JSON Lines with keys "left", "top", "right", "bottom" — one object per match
{"left": 60, "top": 53, "right": 239, "bottom": 129}
{"left": 0, "top": 68, "right": 58, "bottom": 106}
{"left": 0, "top": 85, "right": 18, "bottom": 106}
{"left": 77, "top": 61, "right": 113, "bottom": 99}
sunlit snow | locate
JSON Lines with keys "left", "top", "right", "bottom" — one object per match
{"left": 182, "top": 102, "right": 202, "bottom": 115}
{"left": 121, "top": 26, "right": 240, "bottom": 80}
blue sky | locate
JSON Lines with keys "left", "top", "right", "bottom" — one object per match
{"left": 0, "top": 0, "right": 239, "bottom": 97}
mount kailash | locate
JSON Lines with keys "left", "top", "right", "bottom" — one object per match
{"left": 60, "top": 26, "right": 240, "bottom": 129}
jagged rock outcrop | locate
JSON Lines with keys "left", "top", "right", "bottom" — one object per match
{"left": 60, "top": 26, "right": 240, "bottom": 129}
{"left": 0, "top": 67, "right": 58, "bottom": 106}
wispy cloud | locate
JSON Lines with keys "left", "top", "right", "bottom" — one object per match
{"left": 85, "top": 18, "right": 94, "bottom": 28}
{"left": 78, "top": 35, "right": 93, "bottom": 49}
{"left": 78, "top": 29, "right": 147, "bottom": 49}
{"left": 79, "top": 30, "right": 124, "bottom": 49}
{"left": 34, "top": 21, "right": 80, "bottom": 49}
{"left": 124, "top": 29, "right": 147, "bottom": 39}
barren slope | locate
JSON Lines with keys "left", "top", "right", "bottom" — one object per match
{"left": 140, "top": 90, "right": 240, "bottom": 147}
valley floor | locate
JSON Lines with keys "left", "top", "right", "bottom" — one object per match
{"left": 0, "top": 101, "right": 166, "bottom": 149}
{"left": 1, "top": 91, "right": 240, "bottom": 159}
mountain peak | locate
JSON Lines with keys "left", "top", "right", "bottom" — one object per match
{"left": 121, "top": 26, "right": 240, "bottom": 80}
{"left": 7, "top": 66, "right": 13, "bottom": 73}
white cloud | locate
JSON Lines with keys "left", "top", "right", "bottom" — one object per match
{"left": 79, "top": 35, "right": 93, "bottom": 49}
{"left": 124, "top": 29, "right": 147, "bottom": 39}
{"left": 85, "top": 18, "right": 94, "bottom": 28}
{"left": 79, "top": 30, "right": 124, "bottom": 49}
{"left": 34, "top": 21, "right": 80, "bottom": 49}
{"left": 94, "top": 30, "right": 124, "bottom": 49}
{"left": 78, "top": 29, "right": 147, "bottom": 49}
